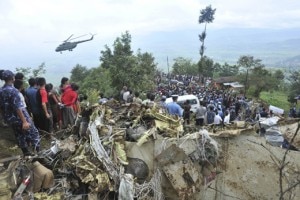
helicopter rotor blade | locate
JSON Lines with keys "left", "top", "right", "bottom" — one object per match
{"left": 64, "top": 34, "right": 74, "bottom": 42}
{"left": 69, "top": 34, "right": 88, "bottom": 41}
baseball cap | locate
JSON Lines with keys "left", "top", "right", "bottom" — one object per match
{"left": 1, "top": 70, "right": 14, "bottom": 80}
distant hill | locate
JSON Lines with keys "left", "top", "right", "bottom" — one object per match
{"left": 275, "top": 54, "right": 300, "bottom": 70}
{"left": 132, "top": 28, "right": 300, "bottom": 71}
{"left": 36, "top": 27, "right": 300, "bottom": 84}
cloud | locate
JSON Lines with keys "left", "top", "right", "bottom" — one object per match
{"left": 1, "top": 0, "right": 300, "bottom": 74}
{"left": 2, "top": 0, "right": 300, "bottom": 41}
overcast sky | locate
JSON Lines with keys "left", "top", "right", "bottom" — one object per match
{"left": 1, "top": 0, "right": 300, "bottom": 80}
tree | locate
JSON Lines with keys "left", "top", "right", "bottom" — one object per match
{"left": 32, "top": 62, "right": 46, "bottom": 77}
{"left": 172, "top": 57, "right": 197, "bottom": 75}
{"left": 198, "top": 5, "right": 216, "bottom": 59}
{"left": 237, "top": 55, "right": 262, "bottom": 96}
{"left": 15, "top": 62, "right": 47, "bottom": 82}
{"left": 198, "top": 56, "right": 215, "bottom": 82}
{"left": 250, "top": 65, "right": 274, "bottom": 97}
{"left": 80, "top": 67, "right": 115, "bottom": 98}
{"left": 273, "top": 69, "right": 285, "bottom": 81}
{"left": 287, "top": 70, "right": 300, "bottom": 103}
{"left": 217, "top": 62, "right": 239, "bottom": 77}
{"left": 70, "top": 64, "right": 89, "bottom": 85}
{"left": 100, "top": 45, "right": 113, "bottom": 69}
{"left": 99, "top": 31, "right": 157, "bottom": 94}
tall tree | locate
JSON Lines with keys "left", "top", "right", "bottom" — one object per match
{"left": 198, "top": 5, "right": 216, "bottom": 59}
{"left": 198, "top": 5, "right": 216, "bottom": 82}
{"left": 99, "top": 31, "right": 157, "bottom": 93}
{"left": 237, "top": 55, "right": 262, "bottom": 96}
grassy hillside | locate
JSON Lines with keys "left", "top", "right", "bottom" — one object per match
{"left": 259, "top": 91, "right": 291, "bottom": 113}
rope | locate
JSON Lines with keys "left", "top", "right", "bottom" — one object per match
{"left": 134, "top": 169, "right": 164, "bottom": 200}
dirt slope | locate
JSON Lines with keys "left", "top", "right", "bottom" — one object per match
{"left": 198, "top": 132, "right": 300, "bottom": 200}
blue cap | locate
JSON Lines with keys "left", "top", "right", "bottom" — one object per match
{"left": 2, "top": 70, "right": 14, "bottom": 80}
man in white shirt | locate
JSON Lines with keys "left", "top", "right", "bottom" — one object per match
{"left": 214, "top": 111, "right": 223, "bottom": 125}
{"left": 123, "top": 88, "right": 130, "bottom": 103}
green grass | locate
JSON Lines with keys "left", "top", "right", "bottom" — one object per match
{"left": 259, "top": 91, "right": 291, "bottom": 113}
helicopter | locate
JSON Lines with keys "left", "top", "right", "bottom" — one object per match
{"left": 55, "top": 34, "right": 94, "bottom": 53}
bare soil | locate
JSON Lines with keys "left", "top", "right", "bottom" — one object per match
{"left": 197, "top": 130, "right": 300, "bottom": 200}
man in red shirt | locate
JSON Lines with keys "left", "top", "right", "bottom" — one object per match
{"left": 61, "top": 83, "right": 79, "bottom": 128}
{"left": 36, "top": 77, "right": 53, "bottom": 133}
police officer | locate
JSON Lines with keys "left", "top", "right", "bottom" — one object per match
{"left": 0, "top": 70, "right": 40, "bottom": 156}
{"left": 166, "top": 95, "right": 183, "bottom": 117}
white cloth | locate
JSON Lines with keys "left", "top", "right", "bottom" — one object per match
{"left": 224, "top": 114, "right": 230, "bottom": 124}
{"left": 214, "top": 114, "right": 223, "bottom": 125}
{"left": 123, "top": 91, "right": 130, "bottom": 102}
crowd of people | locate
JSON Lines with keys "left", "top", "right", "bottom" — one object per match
{"left": 119, "top": 73, "right": 279, "bottom": 128}
{"left": 0, "top": 70, "right": 288, "bottom": 155}
{"left": 0, "top": 70, "right": 81, "bottom": 155}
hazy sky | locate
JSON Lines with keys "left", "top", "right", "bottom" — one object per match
{"left": 1, "top": 0, "right": 300, "bottom": 79}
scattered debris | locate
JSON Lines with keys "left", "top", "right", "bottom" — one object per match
{"left": 0, "top": 101, "right": 298, "bottom": 199}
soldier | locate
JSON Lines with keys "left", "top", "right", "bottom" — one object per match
{"left": 0, "top": 70, "right": 40, "bottom": 156}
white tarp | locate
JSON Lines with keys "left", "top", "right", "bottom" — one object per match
{"left": 269, "top": 105, "right": 284, "bottom": 115}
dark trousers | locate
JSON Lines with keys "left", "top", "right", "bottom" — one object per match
{"left": 196, "top": 118, "right": 204, "bottom": 126}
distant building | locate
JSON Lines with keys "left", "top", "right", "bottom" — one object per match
{"left": 212, "top": 76, "right": 244, "bottom": 92}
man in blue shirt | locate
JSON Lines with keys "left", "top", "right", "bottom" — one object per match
{"left": 166, "top": 95, "right": 183, "bottom": 117}
{"left": 0, "top": 70, "right": 40, "bottom": 156}
{"left": 25, "top": 77, "right": 39, "bottom": 118}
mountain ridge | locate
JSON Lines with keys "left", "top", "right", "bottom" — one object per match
{"left": 132, "top": 27, "right": 300, "bottom": 70}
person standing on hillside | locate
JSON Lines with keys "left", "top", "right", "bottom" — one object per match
{"left": 195, "top": 101, "right": 206, "bottom": 126}
{"left": 214, "top": 110, "right": 223, "bottom": 126}
{"left": 14, "top": 79, "right": 27, "bottom": 109}
{"left": 36, "top": 77, "right": 53, "bottom": 133}
{"left": 159, "top": 95, "right": 167, "bottom": 113}
{"left": 25, "top": 78, "right": 39, "bottom": 122}
{"left": 183, "top": 100, "right": 191, "bottom": 125}
{"left": 224, "top": 110, "right": 231, "bottom": 125}
{"left": 206, "top": 106, "right": 216, "bottom": 125}
{"left": 0, "top": 70, "right": 40, "bottom": 155}
{"left": 61, "top": 83, "right": 79, "bottom": 128}
{"left": 0, "top": 69, "right": 8, "bottom": 127}
{"left": 166, "top": 95, "right": 182, "bottom": 118}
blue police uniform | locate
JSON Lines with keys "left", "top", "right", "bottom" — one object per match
{"left": 0, "top": 71, "right": 40, "bottom": 152}
{"left": 166, "top": 102, "right": 183, "bottom": 117}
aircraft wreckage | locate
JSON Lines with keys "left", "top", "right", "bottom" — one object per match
{"left": 0, "top": 100, "right": 299, "bottom": 199}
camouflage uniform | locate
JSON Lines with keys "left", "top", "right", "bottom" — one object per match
{"left": 0, "top": 80, "right": 40, "bottom": 151}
